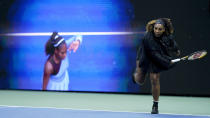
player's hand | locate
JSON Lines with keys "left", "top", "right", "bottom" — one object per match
{"left": 68, "top": 40, "right": 80, "bottom": 53}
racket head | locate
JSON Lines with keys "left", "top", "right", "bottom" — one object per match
{"left": 187, "top": 50, "right": 207, "bottom": 60}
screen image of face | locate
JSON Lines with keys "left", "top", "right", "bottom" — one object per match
{"left": 0, "top": 0, "right": 144, "bottom": 92}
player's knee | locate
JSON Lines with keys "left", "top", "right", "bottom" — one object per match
{"left": 150, "top": 73, "right": 160, "bottom": 86}
{"left": 150, "top": 77, "right": 159, "bottom": 86}
{"left": 134, "top": 73, "right": 146, "bottom": 85}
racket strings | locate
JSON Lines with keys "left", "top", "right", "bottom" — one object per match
{"left": 188, "top": 51, "right": 207, "bottom": 60}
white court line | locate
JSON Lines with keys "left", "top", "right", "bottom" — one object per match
{"left": 0, "top": 105, "right": 210, "bottom": 117}
{"left": 0, "top": 32, "right": 144, "bottom": 36}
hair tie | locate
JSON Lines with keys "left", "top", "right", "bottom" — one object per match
{"left": 54, "top": 35, "right": 59, "bottom": 40}
{"left": 155, "top": 19, "right": 165, "bottom": 26}
{"left": 53, "top": 38, "right": 64, "bottom": 47}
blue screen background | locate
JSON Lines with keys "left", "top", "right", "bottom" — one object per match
{"left": 0, "top": 0, "right": 144, "bottom": 92}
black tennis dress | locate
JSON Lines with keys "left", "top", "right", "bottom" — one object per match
{"left": 137, "top": 32, "right": 179, "bottom": 73}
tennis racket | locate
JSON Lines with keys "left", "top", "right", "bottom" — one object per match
{"left": 171, "top": 50, "right": 207, "bottom": 63}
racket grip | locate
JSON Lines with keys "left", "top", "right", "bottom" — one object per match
{"left": 171, "top": 58, "right": 181, "bottom": 63}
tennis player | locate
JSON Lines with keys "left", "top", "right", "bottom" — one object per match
{"left": 43, "top": 32, "right": 82, "bottom": 91}
{"left": 133, "top": 18, "right": 180, "bottom": 114}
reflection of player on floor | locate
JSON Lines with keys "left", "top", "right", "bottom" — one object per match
{"left": 133, "top": 18, "right": 180, "bottom": 114}
{"left": 43, "top": 32, "right": 82, "bottom": 91}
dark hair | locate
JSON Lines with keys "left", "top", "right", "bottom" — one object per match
{"left": 45, "top": 32, "right": 65, "bottom": 55}
{"left": 146, "top": 18, "right": 174, "bottom": 36}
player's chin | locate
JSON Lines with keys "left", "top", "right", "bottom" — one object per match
{"left": 61, "top": 56, "right": 66, "bottom": 60}
{"left": 154, "top": 34, "right": 161, "bottom": 37}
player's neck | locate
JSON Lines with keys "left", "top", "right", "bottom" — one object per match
{"left": 52, "top": 54, "right": 61, "bottom": 64}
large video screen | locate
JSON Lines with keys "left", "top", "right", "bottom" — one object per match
{"left": 0, "top": 0, "right": 143, "bottom": 92}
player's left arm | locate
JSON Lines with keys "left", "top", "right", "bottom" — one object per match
{"left": 168, "top": 35, "right": 180, "bottom": 56}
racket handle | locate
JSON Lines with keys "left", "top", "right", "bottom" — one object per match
{"left": 171, "top": 58, "right": 181, "bottom": 63}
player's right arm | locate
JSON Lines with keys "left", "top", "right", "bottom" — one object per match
{"left": 42, "top": 61, "right": 53, "bottom": 90}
